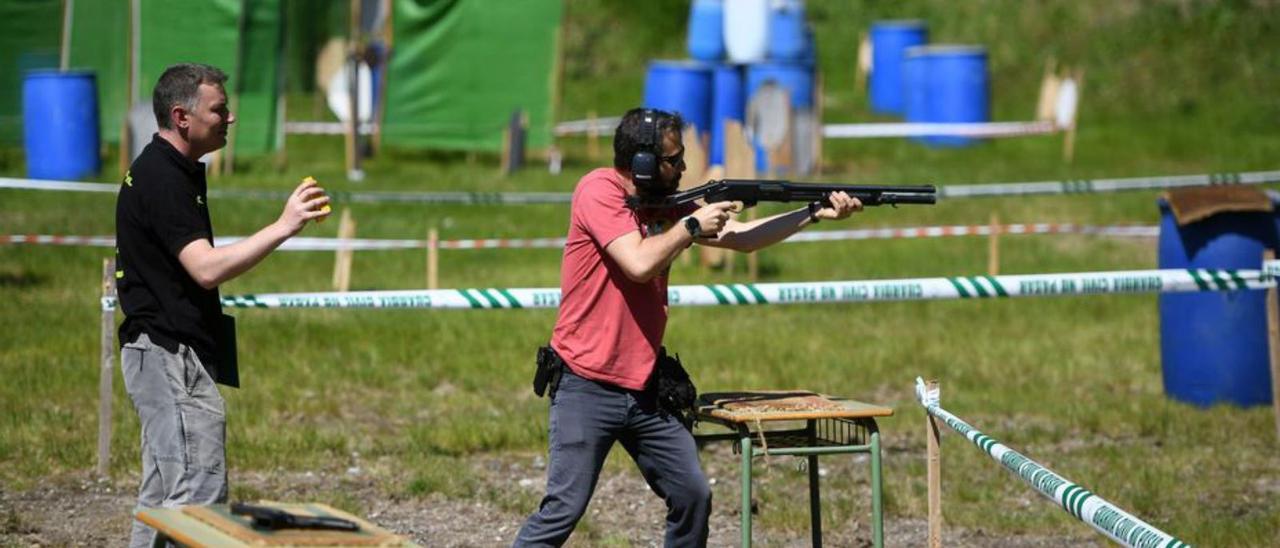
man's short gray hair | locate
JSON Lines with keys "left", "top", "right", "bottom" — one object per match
{"left": 152, "top": 63, "right": 228, "bottom": 129}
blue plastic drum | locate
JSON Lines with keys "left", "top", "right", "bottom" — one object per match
{"left": 902, "top": 49, "right": 930, "bottom": 134}
{"left": 1157, "top": 196, "right": 1279, "bottom": 407}
{"left": 23, "top": 70, "right": 101, "bottom": 180}
{"left": 767, "top": 0, "right": 807, "bottom": 61}
{"left": 907, "top": 45, "right": 990, "bottom": 147}
{"left": 868, "top": 20, "right": 927, "bottom": 115}
{"left": 709, "top": 64, "right": 744, "bottom": 166}
{"left": 643, "top": 60, "right": 713, "bottom": 137}
{"left": 687, "top": 0, "right": 725, "bottom": 62}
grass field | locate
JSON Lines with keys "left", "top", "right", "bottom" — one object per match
{"left": 3, "top": 1, "right": 1280, "bottom": 545}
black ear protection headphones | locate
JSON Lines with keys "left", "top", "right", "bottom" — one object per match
{"left": 630, "top": 109, "right": 661, "bottom": 185}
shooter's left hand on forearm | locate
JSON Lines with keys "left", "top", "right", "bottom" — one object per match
{"left": 815, "top": 191, "right": 863, "bottom": 221}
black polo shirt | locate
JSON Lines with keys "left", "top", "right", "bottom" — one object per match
{"left": 115, "top": 134, "right": 224, "bottom": 379}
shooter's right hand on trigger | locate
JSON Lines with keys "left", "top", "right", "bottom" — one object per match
{"left": 691, "top": 201, "right": 735, "bottom": 237}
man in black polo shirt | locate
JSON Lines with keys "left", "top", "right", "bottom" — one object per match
{"left": 116, "top": 63, "right": 331, "bottom": 548}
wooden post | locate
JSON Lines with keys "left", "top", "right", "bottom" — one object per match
{"left": 926, "top": 380, "right": 942, "bottom": 548}
{"left": 1062, "top": 68, "right": 1084, "bottom": 165}
{"left": 98, "top": 257, "right": 117, "bottom": 477}
{"left": 681, "top": 125, "right": 708, "bottom": 190}
{"left": 709, "top": 120, "right": 756, "bottom": 272}
{"left": 427, "top": 228, "right": 439, "bottom": 290}
{"left": 987, "top": 213, "right": 1001, "bottom": 276}
{"left": 854, "top": 32, "right": 870, "bottom": 95}
{"left": 333, "top": 209, "right": 356, "bottom": 291}
{"left": 372, "top": 0, "right": 394, "bottom": 154}
{"left": 1266, "top": 250, "right": 1280, "bottom": 443}
{"left": 208, "top": 149, "right": 223, "bottom": 177}
{"left": 345, "top": 0, "right": 363, "bottom": 181}
{"left": 1035, "top": 57, "right": 1058, "bottom": 121}
{"left": 586, "top": 109, "right": 599, "bottom": 160}
{"left": 60, "top": 0, "right": 73, "bottom": 70}
{"left": 812, "top": 68, "right": 824, "bottom": 176}
{"left": 118, "top": 0, "right": 135, "bottom": 179}
{"left": 747, "top": 208, "right": 759, "bottom": 281}
{"left": 222, "top": 95, "right": 238, "bottom": 175}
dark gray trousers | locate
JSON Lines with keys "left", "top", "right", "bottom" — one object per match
{"left": 514, "top": 370, "right": 711, "bottom": 547}
{"left": 121, "top": 333, "right": 227, "bottom": 548}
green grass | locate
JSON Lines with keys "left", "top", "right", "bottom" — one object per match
{"left": 4, "top": 1, "right": 1280, "bottom": 545}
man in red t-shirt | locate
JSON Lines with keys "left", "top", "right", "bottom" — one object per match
{"left": 514, "top": 108, "right": 862, "bottom": 547}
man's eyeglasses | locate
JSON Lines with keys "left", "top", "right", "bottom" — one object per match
{"left": 661, "top": 148, "right": 685, "bottom": 166}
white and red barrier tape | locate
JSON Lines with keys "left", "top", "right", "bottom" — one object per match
{"left": 4, "top": 170, "right": 1278, "bottom": 203}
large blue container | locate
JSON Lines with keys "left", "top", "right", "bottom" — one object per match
{"left": 746, "top": 62, "right": 813, "bottom": 109}
{"left": 709, "top": 64, "right": 744, "bottom": 166}
{"left": 767, "top": 0, "right": 807, "bottom": 61}
{"left": 902, "top": 50, "right": 929, "bottom": 126}
{"left": 644, "top": 60, "right": 713, "bottom": 137}
{"left": 906, "top": 45, "right": 990, "bottom": 147}
{"left": 868, "top": 20, "right": 927, "bottom": 115}
{"left": 687, "top": 0, "right": 725, "bottom": 62}
{"left": 1158, "top": 196, "right": 1278, "bottom": 407}
{"left": 23, "top": 70, "right": 101, "bottom": 180}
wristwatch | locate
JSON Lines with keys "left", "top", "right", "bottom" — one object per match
{"left": 681, "top": 215, "right": 701, "bottom": 238}
{"left": 807, "top": 201, "right": 822, "bottom": 224}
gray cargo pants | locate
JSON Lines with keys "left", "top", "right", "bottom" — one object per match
{"left": 121, "top": 333, "right": 227, "bottom": 548}
{"left": 514, "top": 369, "right": 712, "bottom": 547}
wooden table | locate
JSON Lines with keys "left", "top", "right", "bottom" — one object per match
{"left": 136, "top": 501, "right": 417, "bottom": 547}
{"left": 694, "top": 391, "right": 894, "bottom": 548}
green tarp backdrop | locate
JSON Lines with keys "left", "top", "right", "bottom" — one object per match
{"left": 384, "top": 0, "right": 561, "bottom": 152}
{"left": 2, "top": 0, "right": 561, "bottom": 159}
{"left": 0, "top": 1, "right": 62, "bottom": 146}
{"left": 133, "top": 0, "right": 282, "bottom": 157}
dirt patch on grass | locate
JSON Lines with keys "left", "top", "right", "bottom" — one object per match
{"left": 1, "top": 453, "right": 1093, "bottom": 547}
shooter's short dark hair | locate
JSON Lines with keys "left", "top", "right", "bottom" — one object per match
{"left": 613, "top": 108, "right": 684, "bottom": 171}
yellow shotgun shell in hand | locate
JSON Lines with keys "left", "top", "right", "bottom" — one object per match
{"left": 303, "top": 176, "right": 332, "bottom": 222}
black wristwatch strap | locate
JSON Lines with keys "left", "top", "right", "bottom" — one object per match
{"left": 807, "top": 201, "right": 822, "bottom": 224}
{"left": 682, "top": 215, "right": 701, "bottom": 238}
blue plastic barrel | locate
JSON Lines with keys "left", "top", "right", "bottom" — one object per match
{"left": 23, "top": 70, "right": 101, "bottom": 180}
{"left": 687, "top": 0, "right": 725, "bottom": 61}
{"left": 767, "top": 0, "right": 807, "bottom": 60}
{"left": 746, "top": 62, "right": 813, "bottom": 109}
{"left": 907, "top": 45, "right": 990, "bottom": 147}
{"left": 902, "top": 49, "right": 929, "bottom": 128}
{"left": 799, "top": 24, "right": 817, "bottom": 63}
{"left": 1157, "top": 196, "right": 1279, "bottom": 407}
{"left": 868, "top": 20, "right": 927, "bottom": 115}
{"left": 643, "top": 60, "right": 713, "bottom": 136}
{"left": 709, "top": 64, "right": 744, "bottom": 166}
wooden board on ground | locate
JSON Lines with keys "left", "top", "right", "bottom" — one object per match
{"left": 136, "top": 501, "right": 416, "bottom": 547}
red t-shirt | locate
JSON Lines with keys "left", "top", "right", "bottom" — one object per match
{"left": 550, "top": 168, "right": 696, "bottom": 390}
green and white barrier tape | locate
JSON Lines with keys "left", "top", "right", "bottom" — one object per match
{"left": 914, "top": 378, "right": 1190, "bottom": 547}
{"left": 219, "top": 261, "right": 1280, "bottom": 309}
